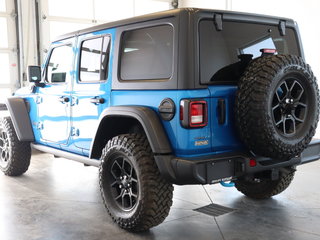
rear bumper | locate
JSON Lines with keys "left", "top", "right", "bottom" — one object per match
{"left": 155, "top": 140, "right": 320, "bottom": 185}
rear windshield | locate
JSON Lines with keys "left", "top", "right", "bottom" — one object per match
{"left": 199, "top": 20, "right": 300, "bottom": 84}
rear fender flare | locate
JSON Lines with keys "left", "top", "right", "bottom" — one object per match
{"left": 89, "top": 106, "right": 172, "bottom": 159}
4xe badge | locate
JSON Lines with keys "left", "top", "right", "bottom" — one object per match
{"left": 195, "top": 140, "right": 209, "bottom": 146}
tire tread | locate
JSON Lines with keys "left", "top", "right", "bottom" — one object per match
{"left": 99, "top": 133, "right": 173, "bottom": 232}
{"left": 235, "top": 170, "right": 295, "bottom": 199}
{"left": 236, "top": 55, "right": 320, "bottom": 159}
{"left": 0, "top": 117, "right": 31, "bottom": 176}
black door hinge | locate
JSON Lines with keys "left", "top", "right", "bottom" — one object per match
{"left": 214, "top": 13, "right": 223, "bottom": 31}
{"left": 279, "top": 20, "right": 286, "bottom": 36}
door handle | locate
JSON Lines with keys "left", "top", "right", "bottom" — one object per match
{"left": 90, "top": 97, "right": 105, "bottom": 104}
{"left": 59, "top": 96, "right": 70, "bottom": 103}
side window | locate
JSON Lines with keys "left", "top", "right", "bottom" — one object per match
{"left": 80, "top": 36, "right": 110, "bottom": 82}
{"left": 120, "top": 25, "right": 173, "bottom": 81}
{"left": 47, "top": 44, "right": 73, "bottom": 83}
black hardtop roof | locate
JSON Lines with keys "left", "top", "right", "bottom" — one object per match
{"left": 54, "top": 8, "right": 295, "bottom": 42}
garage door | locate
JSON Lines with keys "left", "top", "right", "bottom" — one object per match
{"left": 0, "top": 0, "right": 18, "bottom": 102}
{"left": 39, "top": 0, "right": 171, "bottom": 62}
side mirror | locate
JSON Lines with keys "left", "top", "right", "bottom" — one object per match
{"left": 27, "top": 66, "right": 41, "bottom": 83}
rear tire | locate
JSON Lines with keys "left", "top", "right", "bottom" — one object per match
{"left": 0, "top": 117, "right": 31, "bottom": 176}
{"left": 99, "top": 134, "right": 173, "bottom": 232}
{"left": 234, "top": 169, "right": 295, "bottom": 199}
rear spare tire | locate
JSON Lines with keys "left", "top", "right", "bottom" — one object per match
{"left": 236, "top": 55, "right": 319, "bottom": 159}
{"left": 235, "top": 168, "right": 295, "bottom": 199}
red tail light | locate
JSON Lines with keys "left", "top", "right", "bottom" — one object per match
{"left": 249, "top": 159, "right": 257, "bottom": 167}
{"left": 190, "top": 101, "right": 207, "bottom": 127}
{"left": 180, "top": 100, "right": 207, "bottom": 128}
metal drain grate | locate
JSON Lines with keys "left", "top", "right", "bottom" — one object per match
{"left": 194, "top": 203, "right": 236, "bottom": 217}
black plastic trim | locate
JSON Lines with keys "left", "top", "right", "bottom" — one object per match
{"left": 90, "top": 106, "right": 172, "bottom": 158}
{"left": 5, "top": 97, "right": 35, "bottom": 141}
{"left": 279, "top": 20, "right": 286, "bottom": 36}
{"left": 217, "top": 99, "right": 226, "bottom": 125}
{"left": 214, "top": 13, "right": 223, "bottom": 31}
{"left": 158, "top": 98, "right": 175, "bottom": 121}
{"left": 155, "top": 140, "right": 320, "bottom": 185}
{"left": 180, "top": 99, "right": 190, "bottom": 128}
{"left": 155, "top": 152, "right": 248, "bottom": 185}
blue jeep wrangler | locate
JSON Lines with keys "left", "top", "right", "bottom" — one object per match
{"left": 1, "top": 8, "right": 320, "bottom": 231}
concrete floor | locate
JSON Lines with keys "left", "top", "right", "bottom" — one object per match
{"left": 0, "top": 150, "right": 320, "bottom": 240}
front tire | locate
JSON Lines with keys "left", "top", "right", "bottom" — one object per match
{"left": 0, "top": 117, "right": 31, "bottom": 176}
{"left": 99, "top": 134, "right": 173, "bottom": 232}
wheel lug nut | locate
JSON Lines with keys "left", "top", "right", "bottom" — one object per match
{"left": 119, "top": 185, "right": 122, "bottom": 189}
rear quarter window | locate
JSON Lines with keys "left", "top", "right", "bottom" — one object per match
{"left": 119, "top": 25, "right": 173, "bottom": 81}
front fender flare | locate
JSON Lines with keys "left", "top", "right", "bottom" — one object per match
{"left": 90, "top": 106, "right": 172, "bottom": 158}
{"left": 4, "top": 97, "right": 34, "bottom": 141}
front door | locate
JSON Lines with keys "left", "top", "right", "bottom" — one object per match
{"left": 36, "top": 40, "right": 75, "bottom": 147}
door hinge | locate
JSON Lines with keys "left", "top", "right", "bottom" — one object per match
{"left": 36, "top": 122, "right": 43, "bottom": 130}
{"left": 71, "top": 127, "right": 80, "bottom": 137}
{"left": 36, "top": 96, "right": 42, "bottom": 104}
{"left": 279, "top": 20, "right": 286, "bottom": 36}
{"left": 214, "top": 13, "right": 223, "bottom": 31}
{"left": 71, "top": 96, "right": 79, "bottom": 106}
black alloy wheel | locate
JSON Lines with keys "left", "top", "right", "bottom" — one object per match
{"left": 236, "top": 54, "right": 319, "bottom": 159}
{"left": 0, "top": 129, "right": 10, "bottom": 169}
{"left": 99, "top": 134, "right": 174, "bottom": 232}
{"left": 272, "top": 76, "right": 307, "bottom": 137}
{"left": 108, "top": 153, "right": 139, "bottom": 211}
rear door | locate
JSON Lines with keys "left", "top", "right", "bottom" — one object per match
{"left": 71, "top": 32, "right": 112, "bottom": 154}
